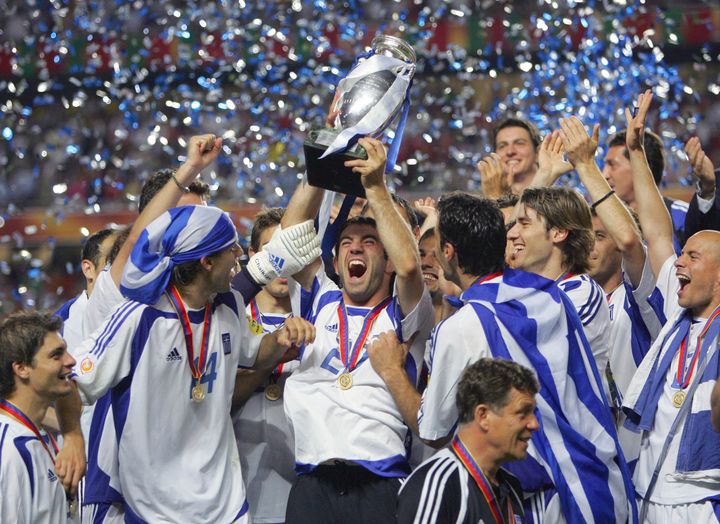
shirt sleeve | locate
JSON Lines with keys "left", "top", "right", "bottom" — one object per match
{"left": 655, "top": 254, "right": 680, "bottom": 321}
{"left": 70, "top": 300, "right": 145, "bottom": 405}
{"left": 397, "top": 287, "right": 435, "bottom": 344}
{"left": 396, "top": 458, "right": 462, "bottom": 524}
{"left": 418, "top": 309, "right": 489, "bottom": 441}
{"left": 82, "top": 269, "right": 126, "bottom": 337}
{"left": 624, "top": 248, "right": 663, "bottom": 340}
{"left": 289, "top": 263, "right": 339, "bottom": 321}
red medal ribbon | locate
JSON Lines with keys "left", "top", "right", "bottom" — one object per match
{"left": 0, "top": 399, "right": 58, "bottom": 464}
{"left": 558, "top": 272, "right": 576, "bottom": 282}
{"left": 338, "top": 296, "right": 392, "bottom": 372}
{"left": 167, "top": 285, "right": 212, "bottom": 385}
{"left": 470, "top": 272, "right": 503, "bottom": 288}
{"left": 676, "top": 307, "right": 720, "bottom": 389}
{"left": 451, "top": 435, "right": 510, "bottom": 524}
{"left": 249, "top": 298, "right": 285, "bottom": 378}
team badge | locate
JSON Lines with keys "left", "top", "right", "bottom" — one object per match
{"left": 80, "top": 357, "right": 94, "bottom": 374}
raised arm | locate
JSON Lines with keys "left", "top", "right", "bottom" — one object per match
{"left": 560, "top": 117, "right": 646, "bottom": 286}
{"left": 529, "top": 130, "right": 573, "bottom": 188}
{"left": 346, "top": 137, "right": 424, "bottom": 313}
{"left": 626, "top": 90, "right": 675, "bottom": 277}
{"left": 684, "top": 137, "right": 719, "bottom": 238}
{"left": 110, "top": 134, "right": 222, "bottom": 286}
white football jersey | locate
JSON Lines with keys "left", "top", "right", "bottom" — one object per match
{"left": 70, "top": 289, "right": 260, "bottom": 522}
{"left": 233, "top": 305, "right": 296, "bottom": 523}
{"left": 0, "top": 413, "right": 70, "bottom": 523}
{"left": 285, "top": 268, "right": 433, "bottom": 476}
{"left": 558, "top": 273, "right": 611, "bottom": 378}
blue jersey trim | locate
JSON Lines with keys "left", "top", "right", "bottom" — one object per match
{"left": 54, "top": 295, "right": 79, "bottom": 321}
{"left": 295, "top": 454, "right": 410, "bottom": 478}
{"left": 14, "top": 436, "right": 37, "bottom": 501}
{"left": 83, "top": 394, "right": 123, "bottom": 504}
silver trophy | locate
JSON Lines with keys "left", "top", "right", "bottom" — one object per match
{"left": 304, "top": 35, "right": 416, "bottom": 198}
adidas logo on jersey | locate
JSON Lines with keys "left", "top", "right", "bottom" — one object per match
{"left": 166, "top": 348, "right": 182, "bottom": 362}
{"left": 47, "top": 469, "right": 58, "bottom": 482}
{"left": 325, "top": 322, "right": 338, "bottom": 333}
{"left": 269, "top": 253, "right": 285, "bottom": 274}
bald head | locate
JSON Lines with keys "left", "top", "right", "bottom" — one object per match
{"left": 675, "top": 230, "right": 720, "bottom": 318}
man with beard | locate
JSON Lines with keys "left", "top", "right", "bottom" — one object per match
{"left": 280, "top": 137, "right": 433, "bottom": 524}
{"left": 68, "top": 204, "right": 317, "bottom": 522}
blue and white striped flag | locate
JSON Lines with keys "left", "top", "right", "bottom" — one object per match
{"left": 462, "top": 268, "right": 637, "bottom": 524}
{"left": 120, "top": 205, "right": 237, "bottom": 305}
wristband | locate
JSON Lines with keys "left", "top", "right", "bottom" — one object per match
{"left": 171, "top": 173, "right": 190, "bottom": 193}
{"left": 591, "top": 189, "right": 615, "bottom": 210}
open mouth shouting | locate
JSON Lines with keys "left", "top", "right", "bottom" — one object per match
{"left": 677, "top": 272, "right": 691, "bottom": 297}
{"left": 348, "top": 259, "right": 367, "bottom": 279}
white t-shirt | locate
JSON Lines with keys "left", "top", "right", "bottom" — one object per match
{"left": 0, "top": 413, "right": 70, "bottom": 523}
{"left": 233, "top": 305, "right": 295, "bottom": 524}
{"left": 285, "top": 268, "right": 433, "bottom": 476}
{"left": 70, "top": 290, "right": 260, "bottom": 522}
{"left": 633, "top": 318, "right": 720, "bottom": 504}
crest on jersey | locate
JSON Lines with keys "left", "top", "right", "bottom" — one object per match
{"left": 80, "top": 357, "right": 94, "bottom": 374}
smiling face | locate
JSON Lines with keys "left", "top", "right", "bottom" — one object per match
{"left": 587, "top": 216, "right": 622, "bottom": 288}
{"left": 207, "top": 242, "right": 243, "bottom": 295}
{"left": 334, "top": 222, "right": 391, "bottom": 306}
{"left": 484, "top": 387, "right": 539, "bottom": 462}
{"left": 674, "top": 231, "right": 720, "bottom": 318}
{"left": 494, "top": 126, "right": 538, "bottom": 185}
{"left": 506, "top": 205, "right": 554, "bottom": 275}
{"left": 19, "top": 331, "right": 76, "bottom": 400}
{"left": 602, "top": 145, "right": 635, "bottom": 207}
{"left": 419, "top": 234, "right": 441, "bottom": 296}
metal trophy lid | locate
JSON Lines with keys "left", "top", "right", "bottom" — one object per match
{"left": 371, "top": 34, "right": 416, "bottom": 64}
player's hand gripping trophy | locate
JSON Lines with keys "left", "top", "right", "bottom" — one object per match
{"left": 303, "top": 35, "right": 416, "bottom": 198}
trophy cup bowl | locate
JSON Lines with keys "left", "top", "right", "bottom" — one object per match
{"left": 304, "top": 35, "right": 416, "bottom": 198}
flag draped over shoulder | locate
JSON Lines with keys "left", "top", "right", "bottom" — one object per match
{"left": 120, "top": 205, "right": 238, "bottom": 305}
{"left": 461, "top": 268, "right": 637, "bottom": 524}
{"left": 623, "top": 308, "right": 720, "bottom": 476}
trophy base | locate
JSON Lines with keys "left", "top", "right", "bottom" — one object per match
{"left": 304, "top": 129, "right": 368, "bottom": 198}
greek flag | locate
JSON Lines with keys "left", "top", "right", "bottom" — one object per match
{"left": 623, "top": 308, "right": 720, "bottom": 475}
{"left": 462, "top": 269, "right": 637, "bottom": 523}
{"left": 120, "top": 205, "right": 237, "bottom": 305}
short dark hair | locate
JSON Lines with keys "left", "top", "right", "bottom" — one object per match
{"left": 492, "top": 117, "right": 542, "bottom": 149}
{"left": 418, "top": 227, "right": 435, "bottom": 245}
{"left": 607, "top": 130, "right": 665, "bottom": 186}
{"left": 138, "top": 169, "right": 211, "bottom": 212}
{"left": 333, "top": 215, "right": 379, "bottom": 256}
{"left": 436, "top": 192, "right": 506, "bottom": 277}
{"left": 519, "top": 187, "right": 594, "bottom": 274}
{"left": 360, "top": 193, "right": 419, "bottom": 231}
{"left": 456, "top": 358, "right": 539, "bottom": 424}
{"left": 81, "top": 228, "right": 114, "bottom": 270}
{"left": 250, "top": 208, "right": 284, "bottom": 252}
{"left": 0, "top": 311, "right": 63, "bottom": 399}
{"left": 495, "top": 193, "right": 520, "bottom": 210}
{"left": 107, "top": 225, "right": 131, "bottom": 266}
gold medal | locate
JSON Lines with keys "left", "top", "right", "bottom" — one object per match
{"left": 265, "top": 383, "right": 282, "bottom": 401}
{"left": 192, "top": 384, "right": 206, "bottom": 402}
{"left": 672, "top": 390, "right": 686, "bottom": 408}
{"left": 337, "top": 372, "right": 353, "bottom": 390}
{"left": 248, "top": 319, "right": 265, "bottom": 336}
